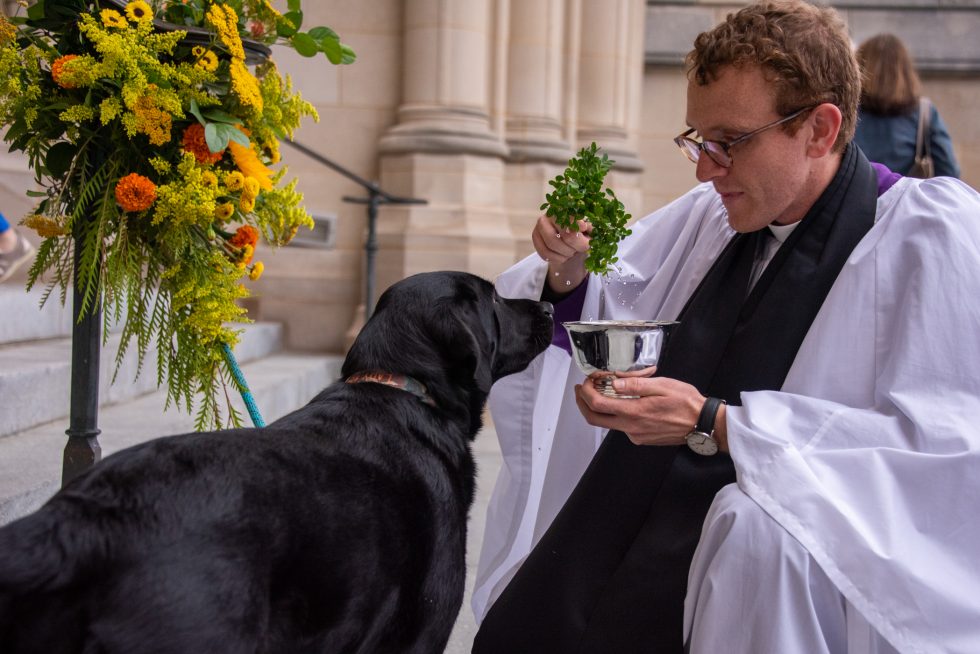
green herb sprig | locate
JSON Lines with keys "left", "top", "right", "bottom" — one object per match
{"left": 541, "top": 142, "right": 632, "bottom": 275}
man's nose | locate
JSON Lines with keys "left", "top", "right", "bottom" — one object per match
{"left": 695, "top": 154, "right": 727, "bottom": 183}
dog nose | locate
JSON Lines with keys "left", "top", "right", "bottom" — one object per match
{"left": 540, "top": 301, "right": 554, "bottom": 317}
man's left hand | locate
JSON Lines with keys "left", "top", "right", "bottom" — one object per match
{"left": 574, "top": 371, "right": 705, "bottom": 447}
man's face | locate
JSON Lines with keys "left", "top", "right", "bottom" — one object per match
{"left": 685, "top": 64, "right": 819, "bottom": 231}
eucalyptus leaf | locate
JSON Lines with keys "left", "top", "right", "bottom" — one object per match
{"left": 188, "top": 98, "right": 206, "bottom": 125}
{"left": 225, "top": 125, "right": 250, "bottom": 147}
{"left": 204, "top": 122, "right": 227, "bottom": 153}
{"left": 201, "top": 108, "right": 242, "bottom": 125}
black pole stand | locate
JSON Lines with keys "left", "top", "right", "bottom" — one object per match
{"left": 62, "top": 231, "right": 102, "bottom": 486}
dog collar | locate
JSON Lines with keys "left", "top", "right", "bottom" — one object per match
{"left": 346, "top": 371, "right": 436, "bottom": 407}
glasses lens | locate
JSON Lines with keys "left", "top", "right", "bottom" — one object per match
{"left": 676, "top": 138, "right": 700, "bottom": 164}
{"left": 702, "top": 141, "right": 732, "bottom": 168}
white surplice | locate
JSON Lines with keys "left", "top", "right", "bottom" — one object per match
{"left": 474, "top": 176, "right": 980, "bottom": 654}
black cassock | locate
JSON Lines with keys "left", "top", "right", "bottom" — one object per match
{"left": 473, "top": 144, "right": 878, "bottom": 653}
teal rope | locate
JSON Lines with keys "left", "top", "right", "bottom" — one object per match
{"left": 221, "top": 342, "right": 265, "bottom": 427}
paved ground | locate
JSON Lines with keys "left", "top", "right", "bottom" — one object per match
{"left": 443, "top": 423, "right": 502, "bottom": 653}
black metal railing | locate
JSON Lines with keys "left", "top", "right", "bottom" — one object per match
{"left": 281, "top": 140, "right": 427, "bottom": 319}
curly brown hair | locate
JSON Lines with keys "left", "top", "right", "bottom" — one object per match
{"left": 686, "top": 0, "right": 859, "bottom": 152}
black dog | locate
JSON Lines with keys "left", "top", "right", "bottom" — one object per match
{"left": 0, "top": 271, "right": 553, "bottom": 654}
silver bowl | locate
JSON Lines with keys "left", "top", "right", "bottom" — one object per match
{"left": 563, "top": 320, "right": 678, "bottom": 398}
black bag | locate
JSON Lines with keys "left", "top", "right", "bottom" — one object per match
{"left": 907, "top": 96, "right": 935, "bottom": 178}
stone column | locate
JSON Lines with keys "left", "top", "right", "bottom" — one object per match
{"left": 500, "top": 0, "right": 577, "bottom": 261}
{"left": 576, "top": 0, "right": 646, "bottom": 176}
{"left": 375, "top": 0, "right": 513, "bottom": 304}
{"left": 504, "top": 0, "right": 572, "bottom": 164}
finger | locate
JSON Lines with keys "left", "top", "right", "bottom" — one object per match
{"left": 614, "top": 366, "right": 657, "bottom": 379}
{"left": 532, "top": 223, "right": 577, "bottom": 263}
{"left": 535, "top": 218, "right": 580, "bottom": 259}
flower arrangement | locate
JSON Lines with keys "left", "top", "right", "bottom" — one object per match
{"left": 0, "top": 0, "right": 354, "bottom": 429}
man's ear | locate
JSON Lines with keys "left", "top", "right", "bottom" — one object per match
{"left": 806, "top": 103, "right": 842, "bottom": 158}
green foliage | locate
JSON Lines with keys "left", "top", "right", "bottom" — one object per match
{"left": 0, "top": 0, "right": 351, "bottom": 429}
{"left": 541, "top": 142, "right": 632, "bottom": 275}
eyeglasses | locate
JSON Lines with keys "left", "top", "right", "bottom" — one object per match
{"left": 674, "top": 106, "right": 815, "bottom": 168}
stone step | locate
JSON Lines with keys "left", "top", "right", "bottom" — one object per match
{"left": 0, "top": 351, "right": 344, "bottom": 525}
{"left": 0, "top": 321, "right": 284, "bottom": 438}
{"left": 0, "top": 284, "right": 74, "bottom": 346}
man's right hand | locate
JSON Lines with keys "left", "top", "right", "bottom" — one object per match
{"left": 532, "top": 214, "right": 592, "bottom": 293}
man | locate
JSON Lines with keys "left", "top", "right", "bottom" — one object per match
{"left": 472, "top": 1, "right": 980, "bottom": 652}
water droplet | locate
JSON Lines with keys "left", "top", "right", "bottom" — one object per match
{"left": 565, "top": 280, "right": 571, "bottom": 286}
{"left": 554, "top": 271, "right": 560, "bottom": 276}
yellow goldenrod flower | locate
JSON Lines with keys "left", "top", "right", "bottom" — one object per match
{"left": 100, "top": 9, "right": 127, "bottom": 29}
{"left": 206, "top": 4, "right": 245, "bottom": 61}
{"left": 249, "top": 261, "right": 264, "bottom": 281}
{"left": 23, "top": 214, "right": 66, "bottom": 238}
{"left": 132, "top": 94, "right": 173, "bottom": 146}
{"left": 223, "top": 171, "right": 244, "bottom": 191}
{"left": 229, "top": 59, "right": 263, "bottom": 112}
{"left": 215, "top": 202, "right": 235, "bottom": 221}
{"left": 125, "top": 0, "right": 153, "bottom": 23}
{"left": 0, "top": 15, "right": 16, "bottom": 44}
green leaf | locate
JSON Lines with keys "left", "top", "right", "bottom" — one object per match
{"left": 287, "top": 0, "right": 302, "bottom": 11}
{"left": 188, "top": 98, "right": 206, "bottom": 125}
{"left": 200, "top": 108, "right": 241, "bottom": 125}
{"left": 27, "top": 0, "right": 46, "bottom": 21}
{"left": 26, "top": 190, "right": 49, "bottom": 197}
{"left": 45, "top": 141, "right": 77, "bottom": 179}
{"left": 340, "top": 45, "right": 357, "bottom": 65}
{"left": 204, "top": 122, "right": 228, "bottom": 153}
{"left": 308, "top": 26, "right": 338, "bottom": 41}
{"left": 225, "top": 125, "right": 250, "bottom": 147}
{"left": 276, "top": 14, "right": 298, "bottom": 38}
{"left": 291, "top": 32, "right": 318, "bottom": 58}
{"left": 320, "top": 35, "right": 342, "bottom": 64}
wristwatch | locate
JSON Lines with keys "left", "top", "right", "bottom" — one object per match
{"left": 685, "top": 397, "right": 726, "bottom": 456}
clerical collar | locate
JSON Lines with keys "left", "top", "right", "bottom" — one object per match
{"left": 767, "top": 221, "right": 799, "bottom": 243}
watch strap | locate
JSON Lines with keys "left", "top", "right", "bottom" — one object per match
{"left": 694, "top": 396, "right": 725, "bottom": 436}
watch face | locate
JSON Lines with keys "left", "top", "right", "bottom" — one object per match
{"left": 686, "top": 431, "right": 718, "bottom": 456}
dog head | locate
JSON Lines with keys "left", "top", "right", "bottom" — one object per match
{"left": 342, "top": 271, "right": 553, "bottom": 430}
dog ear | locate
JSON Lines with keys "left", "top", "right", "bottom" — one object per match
{"left": 452, "top": 320, "right": 493, "bottom": 395}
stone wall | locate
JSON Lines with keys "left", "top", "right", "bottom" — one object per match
{"left": 2, "top": 1, "right": 976, "bottom": 354}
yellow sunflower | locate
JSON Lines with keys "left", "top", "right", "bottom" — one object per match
{"left": 195, "top": 50, "right": 219, "bottom": 73}
{"left": 124, "top": 0, "right": 153, "bottom": 23}
{"left": 100, "top": 9, "right": 127, "bottom": 29}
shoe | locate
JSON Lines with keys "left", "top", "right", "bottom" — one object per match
{"left": 0, "top": 231, "right": 36, "bottom": 283}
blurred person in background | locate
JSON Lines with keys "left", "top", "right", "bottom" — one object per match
{"left": 854, "top": 33, "right": 960, "bottom": 178}
{"left": 0, "top": 213, "right": 34, "bottom": 283}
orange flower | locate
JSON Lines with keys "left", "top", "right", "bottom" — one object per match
{"left": 114, "top": 173, "right": 157, "bottom": 212}
{"left": 51, "top": 54, "right": 80, "bottom": 89}
{"left": 181, "top": 123, "right": 223, "bottom": 164}
{"left": 229, "top": 225, "right": 259, "bottom": 248}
